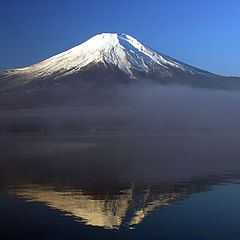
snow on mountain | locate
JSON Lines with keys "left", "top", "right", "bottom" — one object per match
{"left": 2, "top": 31, "right": 240, "bottom": 104}
{"left": 1, "top": 33, "right": 211, "bottom": 82}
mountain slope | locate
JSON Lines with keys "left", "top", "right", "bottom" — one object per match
{"left": 0, "top": 33, "right": 240, "bottom": 109}
{"left": 0, "top": 33, "right": 213, "bottom": 88}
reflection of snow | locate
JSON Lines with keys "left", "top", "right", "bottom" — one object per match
{"left": 9, "top": 183, "right": 182, "bottom": 229}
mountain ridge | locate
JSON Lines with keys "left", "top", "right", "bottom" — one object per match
{"left": 0, "top": 33, "right": 218, "bottom": 90}
{"left": 1, "top": 33, "right": 240, "bottom": 109}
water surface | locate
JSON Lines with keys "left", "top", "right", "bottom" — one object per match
{"left": 1, "top": 131, "right": 240, "bottom": 239}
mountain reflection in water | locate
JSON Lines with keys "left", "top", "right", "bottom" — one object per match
{"left": 7, "top": 173, "right": 239, "bottom": 229}
{"left": 1, "top": 132, "right": 240, "bottom": 230}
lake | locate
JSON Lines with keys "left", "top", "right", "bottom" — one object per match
{"left": 1, "top": 131, "right": 240, "bottom": 239}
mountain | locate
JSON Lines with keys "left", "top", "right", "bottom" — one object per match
{"left": 0, "top": 33, "right": 240, "bottom": 109}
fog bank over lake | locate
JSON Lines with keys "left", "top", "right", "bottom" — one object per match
{"left": 1, "top": 84, "right": 240, "bottom": 133}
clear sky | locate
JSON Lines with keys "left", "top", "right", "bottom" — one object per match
{"left": 0, "top": 0, "right": 239, "bottom": 76}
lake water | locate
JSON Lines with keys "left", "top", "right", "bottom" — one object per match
{"left": 1, "top": 131, "right": 240, "bottom": 239}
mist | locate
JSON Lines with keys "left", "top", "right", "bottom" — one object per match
{"left": 1, "top": 83, "right": 240, "bottom": 133}
{"left": 114, "top": 84, "right": 240, "bottom": 130}
{"left": 2, "top": 83, "right": 240, "bottom": 186}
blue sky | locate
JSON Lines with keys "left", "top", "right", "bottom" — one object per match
{"left": 0, "top": 0, "right": 239, "bottom": 76}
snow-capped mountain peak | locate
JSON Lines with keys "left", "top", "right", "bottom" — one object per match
{"left": 1, "top": 33, "right": 240, "bottom": 109}
{"left": 2, "top": 33, "right": 209, "bottom": 82}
